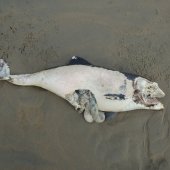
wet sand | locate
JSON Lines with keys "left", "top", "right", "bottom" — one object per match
{"left": 0, "top": 0, "right": 170, "bottom": 169}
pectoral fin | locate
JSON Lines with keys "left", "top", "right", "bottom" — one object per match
{"left": 104, "top": 112, "right": 118, "bottom": 120}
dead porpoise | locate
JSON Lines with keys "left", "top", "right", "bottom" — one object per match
{"left": 0, "top": 56, "right": 165, "bottom": 123}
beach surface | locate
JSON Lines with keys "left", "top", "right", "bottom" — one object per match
{"left": 0, "top": 0, "right": 170, "bottom": 169}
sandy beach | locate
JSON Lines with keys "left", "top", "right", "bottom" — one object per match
{"left": 0, "top": 0, "right": 170, "bottom": 169}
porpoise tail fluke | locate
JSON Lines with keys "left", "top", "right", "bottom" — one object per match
{"left": 0, "top": 59, "right": 10, "bottom": 80}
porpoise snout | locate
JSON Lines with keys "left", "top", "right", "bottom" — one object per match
{"left": 156, "top": 89, "right": 165, "bottom": 98}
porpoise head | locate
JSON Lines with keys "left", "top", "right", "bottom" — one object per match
{"left": 133, "top": 77, "right": 165, "bottom": 108}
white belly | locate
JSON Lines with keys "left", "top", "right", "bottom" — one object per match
{"left": 36, "top": 65, "right": 135, "bottom": 112}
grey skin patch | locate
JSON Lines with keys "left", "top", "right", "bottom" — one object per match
{"left": 133, "top": 90, "right": 143, "bottom": 104}
{"left": 43, "top": 56, "right": 93, "bottom": 70}
{"left": 119, "top": 80, "right": 127, "bottom": 93}
{"left": 121, "top": 72, "right": 139, "bottom": 81}
{"left": 68, "top": 56, "right": 92, "bottom": 66}
{"left": 65, "top": 89, "right": 105, "bottom": 123}
{"left": 104, "top": 93, "right": 125, "bottom": 100}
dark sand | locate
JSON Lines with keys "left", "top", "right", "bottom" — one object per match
{"left": 0, "top": 0, "right": 170, "bottom": 169}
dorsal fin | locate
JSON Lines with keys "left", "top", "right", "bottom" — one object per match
{"left": 68, "top": 56, "right": 92, "bottom": 66}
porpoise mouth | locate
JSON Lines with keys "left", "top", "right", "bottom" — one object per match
{"left": 133, "top": 91, "right": 161, "bottom": 106}
{"left": 142, "top": 96, "right": 159, "bottom": 106}
{"left": 143, "top": 89, "right": 165, "bottom": 106}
